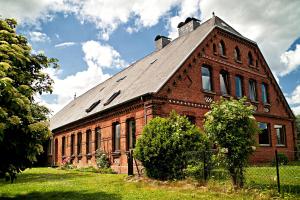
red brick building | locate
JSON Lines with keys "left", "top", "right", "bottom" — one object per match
{"left": 49, "top": 15, "right": 296, "bottom": 173}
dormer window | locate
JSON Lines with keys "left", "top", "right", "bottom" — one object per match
{"left": 234, "top": 47, "right": 241, "bottom": 61}
{"left": 219, "top": 40, "right": 226, "bottom": 56}
{"left": 248, "top": 51, "right": 253, "bottom": 66}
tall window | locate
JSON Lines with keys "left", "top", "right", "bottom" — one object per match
{"left": 213, "top": 43, "right": 217, "bottom": 54}
{"left": 113, "top": 122, "right": 121, "bottom": 152}
{"left": 77, "top": 132, "right": 82, "bottom": 155}
{"left": 261, "top": 83, "right": 268, "bottom": 104}
{"left": 95, "top": 127, "right": 101, "bottom": 151}
{"left": 220, "top": 70, "right": 229, "bottom": 95}
{"left": 234, "top": 47, "right": 241, "bottom": 61}
{"left": 47, "top": 139, "right": 52, "bottom": 155}
{"left": 235, "top": 76, "right": 243, "bottom": 98}
{"left": 248, "top": 52, "right": 253, "bottom": 65}
{"left": 201, "top": 65, "right": 212, "bottom": 91}
{"left": 249, "top": 79, "right": 257, "bottom": 101}
{"left": 62, "top": 136, "right": 66, "bottom": 157}
{"left": 219, "top": 40, "right": 226, "bottom": 56}
{"left": 259, "top": 123, "right": 270, "bottom": 146}
{"left": 275, "top": 125, "right": 286, "bottom": 146}
{"left": 70, "top": 134, "right": 75, "bottom": 156}
{"left": 86, "top": 130, "right": 92, "bottom": 155}
{"left": 126, "top": 119, "right": 136, "bottom": 151}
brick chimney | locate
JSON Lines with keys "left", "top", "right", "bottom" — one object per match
{"left": 177, "top": 17, "right": 200, "bottom": 37}
{"left": 154, "top": 35, "right": 171, "bottom": 51}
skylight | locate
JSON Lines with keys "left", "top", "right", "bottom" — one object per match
{"left": 104, "top": 90, "right": 121, "bottom": 106}
{"left": 85, "top": 100, "right": 101, "bottom": 113}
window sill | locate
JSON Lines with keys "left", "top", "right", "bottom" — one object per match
{"left": 202, "top": 90, "right": 216, "bottom": 95}
{"left": 112, "top": 151, "right": 121, "bottom": 157}
{"left": 213, "top": 52, "right": 218, "bottom": 56}
{"left": 235, "top": 60, "right": 242, "bottom": 64}
{"left": 221, "top": 94, "right": 231, "bottom": 98}
{"left": 250, "top": 100, "right": 259, "bottom": 104}
{"left": 263, "top": 103, "right": 271, "bottom": 107}
{"left": 220, "top": 55, "right": 228, "bottom": 59}
{"left": 77, "top": 154, "right": 82, "bottom": 159}
{"left": 276, "top": 145, "right": 286, "bottom": 148}
{"left": 259, "top": 144, "right": 271, "bottom": 147}
{"left": 86, "top": 153, "right": 92, "bottom": 159}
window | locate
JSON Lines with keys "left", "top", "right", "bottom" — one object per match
{"left": 249, "top": 79, "right": 257, "bottom": 101}
{"left": 213, "top": 43, "right": 217, "bottom": 54}
{"left": 220, "top": 70, "right": 229, "bottom": 95}
{"left": 86, "top": 130, "right": 92, "bottom": 155}
{"left": 235, "top": 76, "right": 243, "bottom": 98}
{"left": 248, "top": 52, "right": 253, "bottom": 65}
{"left": 275, "top": 125, "right": 286, "bottom": 146}
{"left": 47, "top": 139, "right": 52, "bottom": 155}
{"left": 126, "top": 119, "right": 136, "bottom": 151}
{"left": 234, "top": 47, "right": 241, "bottom": 61}
{"left": 219, "top": 40, "right": 226, "bottom": 56}
{"left": 71, "top": 134, "right": 75, "bottom": 156}
{"left": 77, "top": 132, "right": 82, "bottom": 155}
{"left": 186, "top": 115, "right": 196, "bottom": 125}
{"left": 113, "top": 122, "right": 121, "bottom": 152}
{"left": 261, "top": 83, "right": 268, "bottom": 104}
{"left": 86, "top": 100, "right": 101, "bottom": 113}
{"left": 104, "top": 90, "right": 121, "bottom": 106}
{"left": 201, "top": 66, "right": 212, "bottom": 91}
{"left": 95, "top": 127, "right": 101, "bottom": 151}
{"left": 62, "top": 136, "right": 66, "bottom": 157}
{"left": 259, "top": 123, "right": 270, "bottom": 146}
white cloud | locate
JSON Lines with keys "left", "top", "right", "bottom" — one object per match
{"left": 199, "top": 0, "right": 300, "bottom": 77}
{"left": 280, "top": 44, "right": 300, "bottom": 76}
{"left": 38, "top": 41, "right": 127, "bottom": 114}
{"left": 286, "top": 84, "right": 300, "bottom": 115}
{"left": 292, "top": 105, "right": 300, "bottom": 115}
{"left": 28, "top": 31, "right": 50, "bottom": 42}
{"left": 54, "top": 42, "right": 76, "bottom": 48}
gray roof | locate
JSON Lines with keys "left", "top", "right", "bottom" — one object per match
{"left": 50, "top": 16, "right": 249, "bottom": 131}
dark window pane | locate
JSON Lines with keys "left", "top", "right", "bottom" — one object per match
{"left": 62, "top": 137, "right": 65, "bottom": 156}
{"left": 248, "top": 52, "right": 253, "bottom": 65}
{"left": 86, "top": 130, "right": 92, "bottom": 154}
{"left": 275, "top": 125, "right": 286, "bottom": 146}
{"left": 71, "top": 134, "right": 75, "bottom": 156}
{"left": 234, "top": 47, "right": 241, "bottom": 61}
{"left": 220, "top": 71, "right": 229, "bottom": 95}
{"left": 77, "top": 132, "right": 82, "bottom": 155}
{"left": 95, "top": 127, "right": 101, "bottom": 151}
{"left": 249, "top": 80, "right": 257, "bottom": 101}
{"left": 113, "top": 123, "right": 121, "bottom": 151}
{"left": 202, "top": 66, "right": 212, "bottom": 91}
{"left": 261, "top": 83, "right": 268, "bottom": 103}
{"left": 235, "top": 76, "right": 243, "bottom": 98}
{"left": 126, "top": 119, "right": 136, "bottom": 151}
{"left": 259, "top": 123, "right": 270, "bottom": 145}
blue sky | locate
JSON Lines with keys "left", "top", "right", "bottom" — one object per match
{"left": 1, "top": 0, "right": 300, "bottom": 115}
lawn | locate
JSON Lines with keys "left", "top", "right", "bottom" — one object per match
{"left": 0, "top": 167, "right": 283, "bottom": 200}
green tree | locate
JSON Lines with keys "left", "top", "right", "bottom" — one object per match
{"left": 134, "top": 111, "right": 208, "bottom": 180}
{"left": 0, "top": 18, "right": 58, "bottom": 182}
{"left": 203, "top": 98, "right": 259, "bottom": 188}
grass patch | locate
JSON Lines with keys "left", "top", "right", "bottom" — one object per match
{"left": 0, "top": 167, "right": 287, "bottom": 200}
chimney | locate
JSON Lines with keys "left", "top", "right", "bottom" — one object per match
{"left": 154, "top": 35, "right": 171, "bottom": 51}
{"left": 177, "top": 17, "right": 200, "bottom": 37}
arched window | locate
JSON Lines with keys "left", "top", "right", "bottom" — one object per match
{"left": 219, "top": 40, "right": 226, "bottom": 56}
{"left": 213, "top": 43, "right": 217, "bottom": 54}
{"left": 234, "top": 47, "right": 241, "bottom": 61}
{"left": 248, "top": 52, "right": 253, "bottom": 65}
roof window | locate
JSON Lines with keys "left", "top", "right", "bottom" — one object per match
{"left": 104, "top": 90, "right": 121, "bottom": 106}
{"left": 86, "top": 100, "right": 101, "bottom": 113}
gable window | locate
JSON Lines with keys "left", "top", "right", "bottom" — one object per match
{"left": 62, "top": 136, "right": 66, "bottom": 157}
{"left": 275, "top": 125, "right": 286, "bottom": 146}
{"left": 219, "top": 40, "right": 226, "bottom": 56}
{"left": 70, "top": 134, "right": 75, "bottom": 156}
{"left": 95, "top": 127, "right": 101, "bottom": 151}
{"left": 220, "top": 70, "right": 230, "bottom": 95}
{"left": 77, "top": 132, "right": 82, "bottom": 156}
{"left": 235, "top": 75, "right": 243, "bottom": 98}
{"left": 249, "top": 79, "right": 257, "bottom": 101}
{"left": 213, "top": 43, "right": 217, "bottom": 54}
{"left": 201, "top": 65, "right": 212, "bottom": 91}
{"left": 113, "top": 122, "right": 121, "bottom": 152}
{"left": 234, "top": 47, "right": 241, "bottom": 61}
{"left": 248, "top": 52, "right": 253, "bottom": 66}
{"left": 258, "top": 122, "right": 270, "bottom": 146}
{"left": 126, "top": 119, "right": 136, "bottom": 151}
{"left": 261, "top": 83, "right": 269, "bottom": 104}
{"left": 86, "top": 130, "right": 92, "bottom": 156}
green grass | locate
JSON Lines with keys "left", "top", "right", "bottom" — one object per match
{"left": 0, "top": 167, "right": 281, "bottom": 200}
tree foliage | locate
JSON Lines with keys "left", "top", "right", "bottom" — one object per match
{"left": 204, "top": 98, "right": 259, "bottom": 188}
{"left": 0, "top": 18, "right": 58, "bottom": 182}
{"left": 134, "top": 111, "right": 208, "bottom": 180}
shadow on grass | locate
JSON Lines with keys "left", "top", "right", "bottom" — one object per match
{"left": 246, "top": 182, "right": 300, "bottom": 195}
{"left": 0, "top": 191, "right": 121, "bottom": 200}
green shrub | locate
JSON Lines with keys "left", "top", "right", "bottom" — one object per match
{"left": 61, "top": 158, "right": 74, "bottom": 170}
{"left": 95, "top": 149, "right": 110, "bottom": 169}
{"left": 272, "top": 153, "right": 289, "bottom": 165}
{"left": 134, "top": 111, "right": 208, "bottom": 180}
{"left": 184, "top": 164, "right": 204, "bottom": 180}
